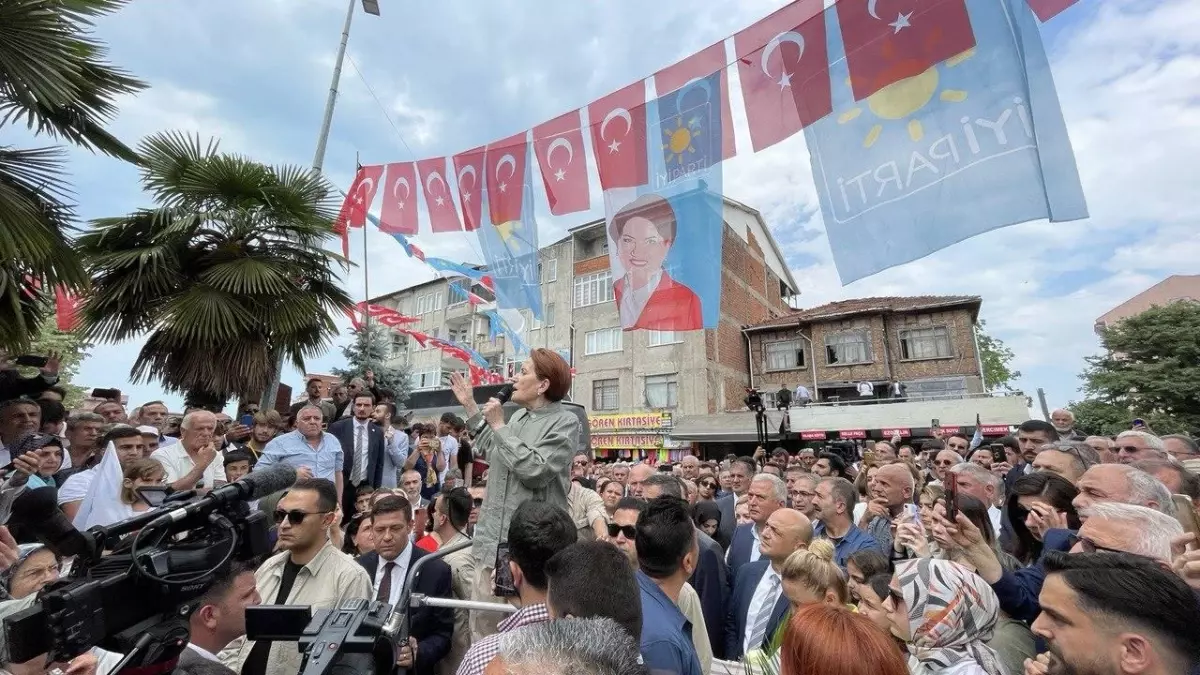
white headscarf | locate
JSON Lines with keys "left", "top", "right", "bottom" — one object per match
{"left": 72, "top": 442, "right": 133, "bottom": 531}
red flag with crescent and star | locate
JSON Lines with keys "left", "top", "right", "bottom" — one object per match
{"left": 452, "top": 146, "right": 486, "bottom": 231}
{"left": 837, "top": 0, "right": 976, "bottom": 101}
{"left": 1026, "top": 0, "right": 1078, "bottom": 21}
{"left": 485, "top": 132, "right": 529, "bottom": 225}
{"left": 54, "top": 286, "right": 81, "bottom": 332}
{"left": 735, "top": 0, "right": 831, "bottom": 152}
{"left": 586, "top": 81, "right": 648, "bottom": 190}
{"left": 533, "top": 110, "right": 591, "bottom": 215}
{"left": 377, "top": 162, "right": 418, "bottom": 235}
{"left": 416, "top": 157, "right": 463, "bottom": 233}
{"left": 654, "top": 42, "right": 737, "bottom": 160}
{"left": 335, "top": 165, "right": 382, "bottom": 230}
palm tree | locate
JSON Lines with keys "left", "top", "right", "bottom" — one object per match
{"left": 0, "top": 0, "right": 145, "bottom": 352}
{"left": 78, "top": 131, "right": 355, "bottom": 409}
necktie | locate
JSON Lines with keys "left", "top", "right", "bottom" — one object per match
{"left": 746, "top": 573, "right": 780, "bottom": 652}
{"left": 353, "top": 423, "right": 366, "bottom": 484}
{"left": 377, "top": 561, "right": 396, "bottom": 603}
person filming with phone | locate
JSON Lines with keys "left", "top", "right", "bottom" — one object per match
{"left": 448, "top": 348, "right": 580, "bottom": 641}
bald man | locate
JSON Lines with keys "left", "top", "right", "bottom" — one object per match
{"left": 627, "top": 463, "right": 655, "bottom": 498}
{"left": 679, "top": 455, "right": 700, "bottom": 481}
{"left": 726, "top": 508, "right": 811, "bottom": 660}
{"left": 858, "top": 463, "right": 915, "bottom": 554}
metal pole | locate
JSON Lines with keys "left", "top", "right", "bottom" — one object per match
{"left": 261, "top": 0, "right": 357, "bottom": 411}
{"left": 1037, "top": 387, "right": 1051, "bottom": 421}
{"left": 314, "top": 0, "right": 356, "bottom": 172}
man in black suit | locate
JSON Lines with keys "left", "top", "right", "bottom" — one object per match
{"left": 329, "top": 392, "right": 386, "bottom": 520}
{"left": 176, "top": 562, "right": 260, "bottom": 675}
{"left": 357, "top": 495, "right": 453, "bottom": 675}
{"left": 724, "top": 508, "right": 811, "bottom": 660}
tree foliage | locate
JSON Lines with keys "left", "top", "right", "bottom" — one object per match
{"left": 78, "top": 132, "right": 354, "bottom": 409}
{"left": 975, "top": 320, "right": 1022, "bottom": 391}
{"left": 332, "top": 323, "right": 411, "bottom": 404}
{"left": 1074, "top": 301, "right": 1200, "bottom": 435}
{"left": 12, "top": 318, "right": 93, "bottom": 408}
{"left": 0, "top": 0, "right": 145, "bottom": 352}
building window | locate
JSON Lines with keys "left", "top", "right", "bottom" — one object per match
{"left": 410, "top": 368, "right": 442, "bottom": 390}
{"left": 539, "top": 259, "right": 558, "bottom": 283}
{"left": 390, "top": 334, "right": 407, "bottom": 357}
{"left": 574, "top": 270, "right": 614, "bottom": 308}
{"left": 530, "top": 303, "right": 555, "bottom": 330}
{"left": 825, "top": 330, "right": 871, "bottom": 365}
{"left": 592, "top": 379, "right": 619, "bottom": 411}
{"left": 447, "top": 280, "right": 468, "bottom": 307}
{"left": 764, "top": 339, "right": 805, "bottom": 371}
{"left": 415, "top": 292, "right": 443, "bottom": 315}
{"left": 420, "top": 327, "right": 440, "bottom": 349}
{"left": 585, "top": 327, "right": 623, "bottom": 355}
{"left": 645, "top": 374, "right": 678, "bottom": 408}
{"left": 905, "top": 376, "right": 967, "bottom": 401}
{"left": 448, "top": 324, "right": 470, "bottom": 344}
{"left": 899, "top": 326, "right": 953, "bottom": 360}
{"left": 647, "top": 330, "right": 682, "bottom": 347}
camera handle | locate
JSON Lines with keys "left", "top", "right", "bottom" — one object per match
{"left": 110, "top": 615, "right": 191, "bottom": 675}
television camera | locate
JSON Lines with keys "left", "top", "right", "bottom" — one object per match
{"left": 744, "top": 387, "right": 769, "bottom": 446}
{"left": 0, "top": 464, "right": 295, "bottom": 673}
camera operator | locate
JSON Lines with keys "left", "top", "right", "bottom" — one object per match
{"left": 237, "top": 478, "right": 371, "bottom": 675}
{"left": 0, "top": 354, "right": 61, "bottom": 404}
{"left": 447, "top": 350, "right": 579, "bottom": 641}
{"left": 177, "top": 562, "right": 261, "bottom": 675}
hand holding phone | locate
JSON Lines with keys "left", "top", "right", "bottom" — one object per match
{"left": 492, "top": 543, "right": 518, "bottom": 597}
{"left": 945, "top": 478, "right": 959, "bottom": 523}
{"left": 239, "top": 414, "right": 254, "bottom": 427}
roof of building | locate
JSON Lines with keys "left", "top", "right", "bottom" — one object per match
{"left": 743, "top": 295, "right": 982, "bottom": 331}
{"left": 1095, "top": 274, "right": 1200, "bottom": 326}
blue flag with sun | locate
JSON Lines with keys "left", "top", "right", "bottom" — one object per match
{"left": 806, "top": 0, "right": 1087, "bottom": 284}
{"left": 477, "top": 145, "right": 543, "bottom": 320}
{"left": 601, "top": 71, "right": 724, "bottom": 331}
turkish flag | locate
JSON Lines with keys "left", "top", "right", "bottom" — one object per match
{"left": 54, "top": 286, "right": 80, "bottom": 332}
{"left": 735, "top": 0, "right": 831, "bottom": 152}
{"left": 409, "top": 242, "right": 425, "bottom": 261}
{"left": 485, "top": 132, "right": 528, "bottom": 225}
{"left": 1026, "top": 0, "right": 1077, "bottom": 21}
{"left": 837, "top": 0, "right": 976, "bottom": 101}
{"left": 377, "top": 162, "right": 418, "bottom": 235}
{"left": 587, "top": 81, "right": 648, "bottom": 190}
{"left": 336, "top": 165, "right": 383, "bottom": 229}
{"left": 533, "top": 111, "right": 591, "bottom": 215}
{"left": 416, "top": 157, "right": 463, "bottom": 233}
{"left": 452, "top": 146, "right": 486, "bottom": 231}
{"left": 654, "top": 43, "right": 736, "bottom": 160}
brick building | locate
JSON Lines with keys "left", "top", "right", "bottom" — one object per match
{"left": 367, "top": 195, "right": 799, "bottom": 458}
{"left": 743, "top": 295, "right": 987, "bottom": 404}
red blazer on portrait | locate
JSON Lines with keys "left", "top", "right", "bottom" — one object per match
{"left": 614, "top": 272, "right": 703, "bottom": 331}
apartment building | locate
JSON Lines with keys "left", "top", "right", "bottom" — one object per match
{"left": 1094, "top": 274, "right": 1200, "bottom": 334}
{"left": 367, "top": 196, "right": 799, "bottom": 456}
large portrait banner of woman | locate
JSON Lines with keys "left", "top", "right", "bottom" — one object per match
{"left": 603, "top": 71, "right": 725, "bottom": 332}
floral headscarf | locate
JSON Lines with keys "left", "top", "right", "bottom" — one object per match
{"left": 893, "top": 558, "right": 1004, "bottom": 675}
{"left": 0, "top": 544, "right": 49, "bottom": 600}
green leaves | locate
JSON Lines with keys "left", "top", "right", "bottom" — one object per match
{"left": 80, "top": 131, "right": 355, "bottom": 404}
{"left": 975, "top": 319, "right": 1022, "bottom": 391}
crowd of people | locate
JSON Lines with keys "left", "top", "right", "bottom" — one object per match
{"left": 0, "top": 352, "right": 1199, "bottom": 675}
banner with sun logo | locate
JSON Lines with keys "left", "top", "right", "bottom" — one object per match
{"left": 806, "top": 0, "right": 1088, "bottom": 283}
{"left": 476, "top": 132, "right": 544, "bottom": 321}
{"left": 601, "top": 71, "right": 725, "bottom": 331}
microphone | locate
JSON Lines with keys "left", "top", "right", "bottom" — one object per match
{"left": 472, "top": 384, "right": 514, "bottom": 435}
{"left": 148, "top": 463, "right": 297, "bottom": 527}
{"left": 9, "top": 487, "right": 95, "bottom": 558}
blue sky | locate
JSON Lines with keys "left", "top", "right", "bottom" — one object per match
{"left": 26, "top": 0, "right": 1200, "bottom": 413}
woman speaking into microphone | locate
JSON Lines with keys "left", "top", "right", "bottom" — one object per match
{"left": 448, "top": 347, "right": 580, "bottom": 638}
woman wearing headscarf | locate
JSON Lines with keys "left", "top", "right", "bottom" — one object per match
{"left": 692, "top": 500, "right": 727, "bottom": 550}
{"left": 886, "top": 558, "right": 1005, "bottom": 675}
{"left": 0, "top": 545, "right": 58, "bottom": 600}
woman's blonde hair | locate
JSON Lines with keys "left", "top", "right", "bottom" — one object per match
{"left": 780, "top": 540, "right": 848, "bottom": 604}
{"left": 120, "top": 458, "right": 165, "bottom": 505}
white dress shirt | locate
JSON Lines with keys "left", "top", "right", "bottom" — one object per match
{"left": 372, "top": 542, "right": 414, "bottom": 607}
{"left": 743, "top": 566, "right": 782, "bottom": 654}
{"left": 186, "top": 643, "right": 221, "bottom": 663}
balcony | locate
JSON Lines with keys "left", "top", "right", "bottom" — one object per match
{"left": 476, "top": 336, "right": 507, "bottom": 356}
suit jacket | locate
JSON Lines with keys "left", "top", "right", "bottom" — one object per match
{"left": 724, "top": 560, "right": 789, "bottom": 660}
{"left": 613, "top": 272, "right": 703, "bottom": 331}
{"left": 726, "top": 523, "right": 757, "bottom": 579}
{"left": 691, "top": 528, "right": 729, "bottom": 659}
{"left": 329, "top": 418, "right": 386, "bottom": 487}
{"left": 174, "top": 647, "right": 237, "bottom": 675}
{"left": 358, "top": 547, "right": 454, "bottom": 675}
{"left": 715, "top": 493, "right": 736, "bottom": 546}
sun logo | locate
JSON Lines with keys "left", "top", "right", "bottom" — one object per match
{"left": 839, "top": 48, "right": 974, "bottom": 148}
{"left": 662, "top": 115, "right": 703, "bottom": 166}
{"left": 494, "top": 220, "right": 521, "bottom": 245}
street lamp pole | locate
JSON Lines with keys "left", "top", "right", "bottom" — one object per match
{"left": 261, "top": 0, "right": 380, "bottom": 411}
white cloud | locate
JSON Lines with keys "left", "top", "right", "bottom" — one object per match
{"left": 62, "top": 0, "right": 1200, "bottom": 415}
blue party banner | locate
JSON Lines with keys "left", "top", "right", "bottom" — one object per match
{"left": 476, "top": 140, "right": 544, "bottom": 321}
{"left": 603, "top": 71, "right": 725, "bottom": 331}
{"left": 806, "top": 0, "right": 1087, "bottom": 283}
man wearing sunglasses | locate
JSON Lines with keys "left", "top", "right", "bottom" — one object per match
{"left": 1114, "top": 429, "right": 1169, "bottom": 465}
{"left": 238, "top": 478, "right": 372, "bottom": 675}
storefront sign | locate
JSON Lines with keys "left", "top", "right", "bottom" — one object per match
{"left": 592, "top": 434, "right": 665, "bottom": 450}
{"left": 589, "top": 413, "right": 669, "bottom": 432}
{"left": 937, "top": 426, "right": 961, "bottom": 434}
{"left": 839, "top": 429, "right": 867, "bottom": 439}
{"left": 980, "top": 424, "right": 1010, "bottom": 435}
{"left": 800, "top": 430, "right": 827, "bottom": 440}
{"left": 881, "top": 428, "right": 911, "bottom": 437}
